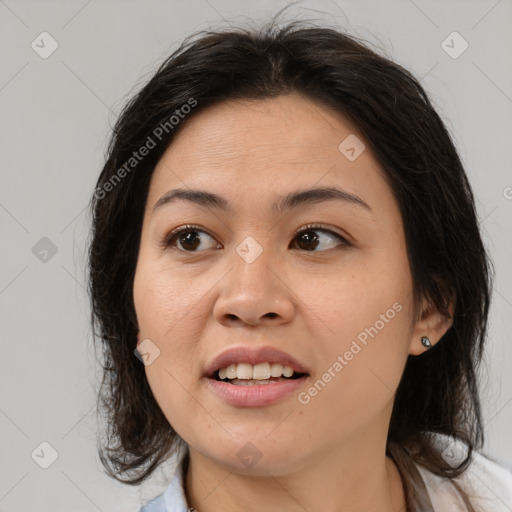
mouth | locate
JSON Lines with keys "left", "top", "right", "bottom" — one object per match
{"left": 204, "top": 347, "right": 310, "bottom": 407}
{"left": 210, "top": 362, "right": 308, "bottom": 386}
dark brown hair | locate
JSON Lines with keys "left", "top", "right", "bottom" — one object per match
{"left": 88, "top": 12, "right": 493, "bottom": 510}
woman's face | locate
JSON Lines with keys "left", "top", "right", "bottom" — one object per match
{"left": 133, "top": 93, "right": 445, "bottom": 475}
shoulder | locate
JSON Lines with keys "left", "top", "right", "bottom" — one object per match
{"left": 416, "top": 448, "right": 512, "bottom": 512}
{"left": 139, "top": 449, "right": 191, "bottom": 512}
{"left": 139, "top": 492, "right": 167, "bottom": 512}
{"left": 464, "top": 451, "right": 512, "bottom": 509}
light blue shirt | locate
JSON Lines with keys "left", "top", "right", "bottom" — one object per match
{"left": 139, "top": 450, "right": 189, "bottom": 512}
{"left": 139, "top": 445, "right": 512, "bottom": 512}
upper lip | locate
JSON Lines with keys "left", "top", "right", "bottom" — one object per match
{"left": 204, "top": 345, "right": 310, "bottom": 377}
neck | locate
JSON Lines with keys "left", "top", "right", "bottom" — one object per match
{"left": 184, "top": 433, "right": 407, "bottom": 512}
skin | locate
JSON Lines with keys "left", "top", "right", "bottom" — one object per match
{"left": 133, "top": 93, "right": 453, "bottom": 512}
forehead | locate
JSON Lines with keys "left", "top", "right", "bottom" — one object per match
{"left": 146, "top": 94, "right": 391, "bottom": 217}
{"left": 160, "top": 94, "right": 363, "bottom": 166}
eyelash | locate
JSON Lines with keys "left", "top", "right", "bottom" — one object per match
{"left": 160, "top": 223, "right": 351, "bottom": 253}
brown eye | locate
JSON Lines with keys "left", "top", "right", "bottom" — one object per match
{"left": 163, "top": 225, "right": 220, "bottom": 252}
{"left": 291, "top": 225, "right": 349, "bottom": 252}
{"left": 161, "top": 224, "right": 349, "bottom": 253}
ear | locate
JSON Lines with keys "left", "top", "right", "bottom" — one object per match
{"left": 408, "top": 293, "right": 455, "bottom": 356}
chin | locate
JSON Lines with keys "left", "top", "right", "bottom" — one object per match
{"left": 201, "top": 440, "right": 308, "bottom": 477}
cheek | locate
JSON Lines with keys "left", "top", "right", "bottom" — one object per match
{"left": 133, "top": 259, "right": 210, "bottom": 414}
{"left": 134, "top": 257, "right": 206, "bottom": 340}
{"left": 296, "top": 264, "right": 412, "bottom": 424}
{"left": 297, "top": 259, "right": 410, "bottom": 349}
{"left": 300, "top": 316, "right": 411, "bottom": 441}
{"left": 135, "top": 264, "right": 209, "bottom": 438}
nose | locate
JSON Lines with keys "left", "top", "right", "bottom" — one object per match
{"left": 212, "top": 243, "right": 295, "bottom": 327}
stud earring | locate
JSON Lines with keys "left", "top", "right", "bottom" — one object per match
{"left": 421, "top": 336, "right": 432, "bottom": 349}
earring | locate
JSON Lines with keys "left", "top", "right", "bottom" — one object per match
{"left": 421, "top": 336, "right": 432, "bottom": 349}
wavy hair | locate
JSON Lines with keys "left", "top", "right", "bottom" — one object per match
{"left": 88, "top": 12, "right": 493, "bottom": 510}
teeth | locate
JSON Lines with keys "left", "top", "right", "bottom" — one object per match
{"left": 253, "top": 362, "right": 271, "bottom": 379}
{"left": 226, "top": 364, "right": 237, "bottom": 379}
{"left": 270, "top": 363, "right": 283, "bottom": 377}
{"left": 236, "top": 363, "right": 253, "bottom": 380}
{"left": 282, "top": 366, "right": 294, "bottom": 377}
{"left": 216, "top": 362, "right": 298, "bottom": 380}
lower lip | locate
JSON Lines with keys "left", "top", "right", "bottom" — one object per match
{"left": 204, "top": 376, "right": 309, "bottom": 407}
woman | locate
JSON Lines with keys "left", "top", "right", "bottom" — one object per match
{"left": 88, "top": 15, "right": 512, "bottom": 512}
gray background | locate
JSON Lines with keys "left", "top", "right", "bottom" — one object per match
{"left": 1, "top": 0, "right": 511, "bottom": 510}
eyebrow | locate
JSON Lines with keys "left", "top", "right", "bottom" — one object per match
{"left": 152, "top": 186, "right": 372, "bottom": 215}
